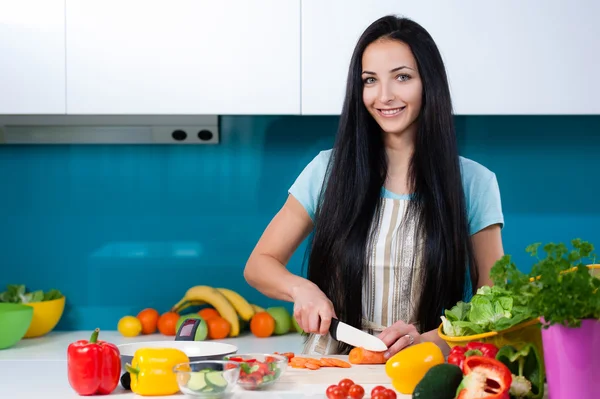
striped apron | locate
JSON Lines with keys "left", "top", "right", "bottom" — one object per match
{"left": 302, "top": 197, "right": 424, "bottom": 355}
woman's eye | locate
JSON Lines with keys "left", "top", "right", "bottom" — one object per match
{"left": 397, "top": 74, "right": 410, "bottom": 82}
{"left": 363, "top": 77, "right": 376, "bottom": 84}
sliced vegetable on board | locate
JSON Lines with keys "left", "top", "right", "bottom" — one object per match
{"left": 289, "top": 356, "right": 351, "bottom": 369}
{"left": 495, "top": 343, "right": 545, "bottom": 399}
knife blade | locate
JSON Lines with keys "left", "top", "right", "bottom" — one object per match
{"left": 329, "top": 318, "right": 388, "bottom": 352}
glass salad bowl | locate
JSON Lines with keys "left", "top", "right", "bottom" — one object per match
{"left": 173, "top": 360, "right": 240, "bottom": 397}
{"left": 223, "top": 353, "right": 288, "bottom": 390}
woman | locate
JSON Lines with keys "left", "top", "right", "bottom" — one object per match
{"left": 243, "top": 15, "right": 504, "bottom": 358}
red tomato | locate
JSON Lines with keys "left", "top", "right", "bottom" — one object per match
{"left": 372, "top": 386, "right": 387, "bottom": 396}
{"left": 326, "top": 386, "right": 345, "bottom": 399}
{"left": 348, "top": 384, "right": 365, "bottom": 399}
{"left": 338, "top": 379, "right": 355, "bottom": 394}
{"left": 372, "top": 394, "right": 388, "bottom": 399}
{"left": 384, "top": 389, "right": 397, "bottom": 399}
{"left": 326, "top": 385, "right": 338, "bottom": 395}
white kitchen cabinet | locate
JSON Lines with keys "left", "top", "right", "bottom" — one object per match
{"left": 66, "top": 0, "right": 300, "bottom": 115}
{"left": 301, "top": 0, "right": 600, "bottom": 115}
{"left": 0, "top": 0, "right": 66, "bottom": 114}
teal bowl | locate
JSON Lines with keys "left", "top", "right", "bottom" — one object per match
{"left": 0, "top": 303, "right": 34, "bottom": 349}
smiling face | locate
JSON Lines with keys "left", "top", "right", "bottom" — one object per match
{"left": 361, "top": 39, "right": 423, "bottom": 137}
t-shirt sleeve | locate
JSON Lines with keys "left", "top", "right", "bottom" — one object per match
{"left": 288, "top": 150, "right": 330, "bottom": 221}
{"left": 468, "top": 172, "right": 505, "bottom": 235}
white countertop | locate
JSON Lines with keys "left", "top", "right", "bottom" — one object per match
{"left": 0, "top": 331, "right": 403, "bottom": 398}
{"left": 0, "top": 330, "right": 306, "bottom": 362}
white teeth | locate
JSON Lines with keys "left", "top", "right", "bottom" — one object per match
{"left": 379, "top": 107, "right": 404, "bottom": 116}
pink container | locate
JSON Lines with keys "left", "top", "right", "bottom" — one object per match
{"left": 541, "top": 319, "right": 600, "bottom": 399}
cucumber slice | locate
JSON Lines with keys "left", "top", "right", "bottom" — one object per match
{"left": 187, "top": 373, "right": 208, "bottom": 391}
{"left": 249, "top": 365, "right": 260, "bottom": 373}
{"left": 205, "top": 371, "right": 228, "bottom": 391}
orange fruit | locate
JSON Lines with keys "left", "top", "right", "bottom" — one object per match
{"left": 250, "top": 311, "right": 275, "bottom": 338}
{"left": 137, "top": 308, "right": 159, "bottom": 334}
{"left": 207, "top": 317, "right": 231, "bottom": 339}
{"left": 157, "top": 311, "right": 180, "bottom": 336}
{"left": 198, "top": 308, "right": 220, "bottom": 321}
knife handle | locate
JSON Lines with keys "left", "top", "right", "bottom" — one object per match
{"left": 329, "top": 317, "right": 339, "bottom": 340}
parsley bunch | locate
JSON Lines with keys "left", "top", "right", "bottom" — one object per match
{"left": 491, "top": 238, "right": 600, "bottom": 329}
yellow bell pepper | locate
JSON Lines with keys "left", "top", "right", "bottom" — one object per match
{"left": 385, "top": 342, "right": 445, "bottom": 394}
{"left": 125, "top": 347, "right": 189, "bottom": 396}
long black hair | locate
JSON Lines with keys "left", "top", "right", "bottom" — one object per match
{"left": 306, "top": 15, "right": 478, "bottom": 354}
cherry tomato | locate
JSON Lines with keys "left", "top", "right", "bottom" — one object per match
{"left": 326, "top": 385, "right": 338, "bottom": 396}
{"left": 338, "top": 379, "right": 355, "bottom": 394}
{"left": 372, "top": 386, "right": 387, "bottom": 396}
{"left": 348, "top": 384, "right": 365, "bottom": 399}
{"left": 372, "top": 394, "right": 388, "bottom": 399}
{"left": 326, "top": 386, "right": 345, "bottom": 399}
{"left": 384, "top": 389, "right": 397, "bottom": 399}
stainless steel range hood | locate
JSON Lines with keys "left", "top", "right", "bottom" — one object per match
{"left": 0, "top": 115, "right": 219, "bottom": 145}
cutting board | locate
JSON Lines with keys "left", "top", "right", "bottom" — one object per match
{"left": 280, "top": 356, "right": 389, "bottom": 385}
{"left": 272, "top": 355, "right": 413, "bottom": 398}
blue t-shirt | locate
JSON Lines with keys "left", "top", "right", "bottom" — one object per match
{"left": 289, "top": 149, "right": 504, "bottom": 235}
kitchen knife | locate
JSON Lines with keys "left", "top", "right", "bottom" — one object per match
{"left": 329, "top": 318, "right": 388, "bottom": 352}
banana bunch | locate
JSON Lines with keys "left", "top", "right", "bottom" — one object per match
{"left": 171, "top": 285, "right": 260, "bottom": 337}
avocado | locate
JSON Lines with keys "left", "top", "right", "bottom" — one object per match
{"left": 412, "top": 363, "right": 463, "bottom": 399}
{"left": 120, "top": 372, "right": 131, "bottom": 390}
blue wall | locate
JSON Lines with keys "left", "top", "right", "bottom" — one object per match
{"left": 1, "top": 115, "right": 598, "bottom": 330}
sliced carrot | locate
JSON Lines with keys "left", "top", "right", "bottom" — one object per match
{"left": 328, "top": 358, "right": 352, "bottom": 368}
{"left": 319, "top": 358, "right": 336, "bottom": 367}
{"left": 305, "top": 359, "right": 323, "bottom": 367}
{"left": 289, "top": 356, "right": 353, "bottom": 369}
{"left": 305, "top": 362, "right": 321, "bottom": 370}
{"left": 290, "top": 357, "right": 309, "bottom": 364}
{"left": 348, "top": 347, "right": 386, "bottom": 364}
{"left": 289, "top": 359, "right": 303, "bottom": 364}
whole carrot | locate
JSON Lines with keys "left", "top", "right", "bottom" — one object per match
{"left": 348, "top": 347, "right": 386, "bottom": 364}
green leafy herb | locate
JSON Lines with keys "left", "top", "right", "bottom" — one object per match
{"left": 443, "top": 238, "right": 599, "bottom": 336}
{"left": 0, "top": 284, "right": 63, "bottom": 304}
{"left": 491, "top": 238, "right": 599, "bottom": 329}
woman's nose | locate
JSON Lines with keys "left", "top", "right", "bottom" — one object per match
{"left": 379, "top": 83, "right": 395, "bottom": 103}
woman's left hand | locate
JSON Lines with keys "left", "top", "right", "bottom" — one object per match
{"left": 377, "top": 320, "right": 421, "bottom": 360}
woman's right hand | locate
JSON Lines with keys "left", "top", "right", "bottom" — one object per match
{"left": 291, "top": 281, "right": 337, "bottom": 335}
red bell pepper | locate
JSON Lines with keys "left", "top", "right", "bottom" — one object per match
{"left": 67, "top": 328, "right": 121, "bottom": 395}
{"left": 448, "top": 345, "right": 467, "bottom": 370}
{"left": 448, "top": 341, "right": 499, "bottom": 372}
{"left": 465, "top": 341, "right": 499, "bottom": 358}
{"left": 455, "top": 356, "right": 512, "bottom": 399}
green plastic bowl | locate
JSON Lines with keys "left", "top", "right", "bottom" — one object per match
{"left": 0, "top": 303, "right": 34, "bottom": 349}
